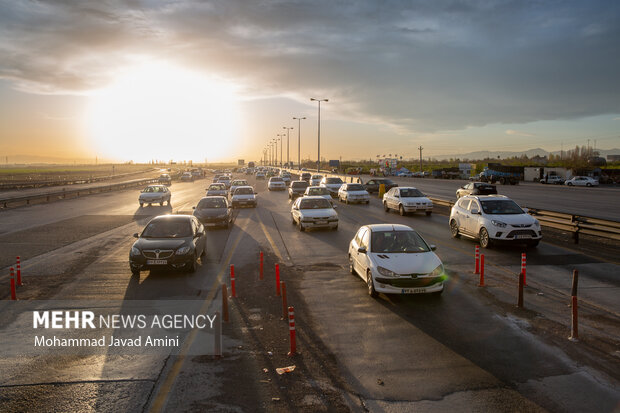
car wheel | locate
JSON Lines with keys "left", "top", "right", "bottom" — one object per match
{"left": 332, "top": 224, "right": 338, "bottom": 231}
{"left": 367, "top": 270, "right": 378, "bottom": 298}
{"left": 586, "top": 183, "right": 592, "bottom": 187}
{"left": 160, "top": 202, "right": 164, "bottom": 206}
{"left": 167, "top": 199, "right": 171, "bottom": 206}
{"left": 349, "top": 254, "right": 356, "bottom": 275}
{"left": 200, "top": 246, "right": 206, "bottom": 259}
{"left": 399, "top": 205, "right": 406, "bottom": 216}
{"left": 450, "top": 219, "right": 460, "bottom": 238}
{"left": 479, "top": 228, "right": 492, "bottom": 248}
{"left": 567, "top": 182, "right": 573, "bottom": 186}
{"left": 384, "top": 202, "right": 389, "bottom": 212}
{"left": 139, "top": 203, "right": 144, "bottom": 207}
{"left": 426, "top": 211, "right": 432, "bottom": 216}
{"left": 148, "top": 203, "right": 152, "bottom": 206}
{"left": 187, "top": 253, "right": 198, "bottom": 272}
{"left": 299, "top": 221, "right": 305, "bottom": 232}
{"left": 130, "top": 267, "right": 140, "bottom": 277}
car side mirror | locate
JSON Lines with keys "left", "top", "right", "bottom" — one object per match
{"left": 192, "top": 206, "right": 196, "bottom": 209}
{"left": 394, "top": 194, "right": 399, "bottom": 198}
{"left": 522, "top": 207, "right": 529, "bottom": 214}
{"left": 430, "top": 244, "right": 437, "bottom": 251}
{"left": 471, "top": 208, "right": 480, "bottom": 215}
{"left": 333, "top": 204, "right": 337, "bottom": 209}
{"left": 357, "top": 246, "right": 367, "bottom": 254}
{"left": 133, "top": 233, "right": 139, "bottom": 238}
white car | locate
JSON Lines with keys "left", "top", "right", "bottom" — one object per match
{"left": 565, "top": 176, "right": 599, "bottom": 187}
{"left": 338, "top": 183, "right": 370, "bottom": 204}
{"left": 229, "top": 179, "right": 249, "bottom": 195}
{"left": 255, "top": 172, "right": 266, "bottom": 180}
{"left": 268, "top": 176, "right": 287, "bottom": 190}
{"left": 280, "top": 173, "right": 292, "bottom": 186}
{"left": 348, "top": 224, "right": 445, "bottom": 297}
{"left": 291, "top": 196, "right": 338, "bottom": 231}
{"left": 206, "top": 183, "right": 227, "bottom": 197}
{"left": 449, "top": 195, "right": 542, "bottom": 248}
{"left": 310, "top": 174, "right": 323, "bottom": 186}
{"left": 320, "top": 176, "right": 344, "bottom": 197}
{"left": 139, "top": 185, "right": 171, "bottom": 207}
{"left": 230, "top": 186, "right": 257, "bottom": 208}
{"left": 383, "top": 187, "right": 433, "bottom": 216}
{"left": 303, "top": 186, "right": 334, "bottom": 206}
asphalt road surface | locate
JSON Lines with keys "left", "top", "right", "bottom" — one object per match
{"left": 0, "top": 173, "right": 618, "bottom": 412}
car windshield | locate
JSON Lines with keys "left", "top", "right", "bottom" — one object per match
{"left": 197, "top": 198, "right": 227, "bottom": 208}
{"left": 326, "top": 178, "right": 343, "bottom": 184}
{"left": 143, "top": 186, "right": 162, "bottom": 193}
{"left": 159, "top": 174, "right": 169, "bottom": 178}
{"left": 271, "top": 177, "right": 284, "bottom": 182}
{"left": 308, "top": 187, "right": 329, "bottom": 195}
{"left": 141, "top": 220, "right": 192, "bottom": 238}
{"left": 235, "top": 187, "right": 254, "bottom": 195}
{"left": 480, "top": 200, "right": 523, "bottom": 215}
{"left": 347, "top": 184, "right": 365, "bottom": 191}
{"left": 400, "top": 188, "right": 423, "bottom": 197}
{"left": 371, "top": 231, "right": 430, "bottom": 253}
{"left": 292, "top": 182, "right": 309, "bottom": 188}
{"left": 299, "top": 199, "right": 332, "bottom": 209}
{"left": 232, "top": 181, "right": 247, "bottom": 186}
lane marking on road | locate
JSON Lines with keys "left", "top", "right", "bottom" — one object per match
{"left": 256, "top": 210, "right": 285, "bottom": 262}
{"left": 148, "top": 211, "right": 250, "bottom": 413}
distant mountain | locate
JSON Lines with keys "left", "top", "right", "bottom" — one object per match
{"left": 432, "top": 148, "right": 620, "bottom": 161}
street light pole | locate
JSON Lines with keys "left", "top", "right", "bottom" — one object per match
{"left": 283, "top": 126, "right": 293, "bottom": 169}
{"left": 310, "top": 98, "right": 328, "bottom": 172}
{"left": 293, "top": 116, "right": 306, "bottom": 170}
{"left": 276, "top": 134, "right": 283, "bottom": 169}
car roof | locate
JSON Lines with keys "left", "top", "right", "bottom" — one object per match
{"left": 365, "top": 224, "right": 414, "bottom": 232}
{"left": 394, "top": 186, "right": 420, "bottom": 190}
{"left": 463, "top": 195, "right": 510, "bottom": 201}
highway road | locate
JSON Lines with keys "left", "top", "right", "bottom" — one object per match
{"left": 0, "top": 173, "right": 618, "bottom": 412}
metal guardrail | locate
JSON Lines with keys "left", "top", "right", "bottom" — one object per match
{"left": 0, "top": 169, "right": 159, "bottom": 190}
{"left": 282, "top": 168, "right": 619, "bottom": 244}
{"left": 0, "top": 178, "right": 159, "bottom": 208}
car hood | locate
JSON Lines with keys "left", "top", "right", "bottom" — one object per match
{"left": 134, "top": 238, "right": 188, "bottom": 250}
{"left": 370, "top": 251, "right": 441, "bottom": 275}
{"left": 193, "top": 208, "right": 228, "bottom": 218}
{"left": 298, "top": 208, "right": 337, "bottom": 218}
{"left": 485, "top": 214, "right": 537, "bottom": 226}
{"left": 401, "top": 196, "right": 431, "bottom": 203}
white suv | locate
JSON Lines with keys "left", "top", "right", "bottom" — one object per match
{"left": 449, "top": 195, "right": 542, "bottom": 248}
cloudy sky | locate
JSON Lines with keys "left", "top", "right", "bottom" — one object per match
{"left": 0, "top": 0, "right": 619, "bottom": 163}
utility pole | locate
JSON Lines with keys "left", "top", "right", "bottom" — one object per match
{"left": 418, "top": 146, "right": 423, "bottom": 172}
{"left": 283, "top": 126, "right": 294, "bottom": 168}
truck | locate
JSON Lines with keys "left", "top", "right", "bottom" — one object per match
{"left": 478, "top": 163, "right": 522, "bottom": 185}
{"left": 248, "top": 161, "right": 255, "bottom": 168}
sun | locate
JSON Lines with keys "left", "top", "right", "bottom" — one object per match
{"left": 84, "top": 61, "right": 240, "bottom": 163}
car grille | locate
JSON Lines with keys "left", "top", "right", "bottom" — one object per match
{"left": 506, "top": 230, "right": 537, "bottom": 238}
{"left": 510, "top": 224, "right": 532, "bottom": 228}
{"left": 375, "top": 276, "right": 443, "bottom": 288}
{"left": 143, "top": 250, "right": 174, "bottom": 259}
{"left": 203, "top": 216, "right": 225, "bottom": 222}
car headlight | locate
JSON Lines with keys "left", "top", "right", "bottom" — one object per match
{"left": 534, "top": 219, "right": 540, "bottom": 228}
{"left": 430, "top": 264, "right": 444, "bottom": 277}
{"left": 491, "top": 220, "right": 507, "bottom": 228}
{"left": 175, "top": 246, "right": 191, "bottom": 255}
{"left": 130, "top": 247, "right": 141, "bottom": 256}
{"left": 377, "top": 266, "right": 397, "bottom": 277}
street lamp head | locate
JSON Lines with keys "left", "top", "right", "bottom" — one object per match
{"left": 310, "top": 98, "right": 328, "bottom": 102}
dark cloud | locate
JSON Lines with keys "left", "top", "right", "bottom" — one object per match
{"left": 1, "top": 0, "right": 618, "bottom": 131}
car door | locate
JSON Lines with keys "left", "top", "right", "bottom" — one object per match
{"left": 388, "top": 188, "right": 399, "bottom": 209}
{"left": 292, "top": 198, "right": 301, "bottom": 223}
{"left": 454, "top": 198, "right": 471, "bottom": 234}
{"left": 358, "top": 229, "right": 371, "bottom": 275}
{"left": 352, "top": 227, "right": 367, "bottom": 274}
{"left": 365, "top": 180, "right": 376, "bottom": 192}
{"left": 466, "top": 199, "right": 482, "bottom": 235}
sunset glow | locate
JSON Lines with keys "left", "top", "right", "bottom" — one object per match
{"left": 84, "top": 61, "right": 240, "bottom": 162}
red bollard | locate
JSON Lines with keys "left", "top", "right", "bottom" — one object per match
{"left": 16, "top": 256, "right": 22, "bottom": 286}
{"left": 281, "top": 281, "right": 288, "bottom": 320}
{"left": 10, "top": 267, "right": 16, "bottom": 300}
{"left": 260, "top": 251, "right": 264, "bottom": 280}
{"left": 288, "top": 306, "right": 296, "bottom": 356}
{"left": 222, "top": 284, "right": 229, "bottom": 322}
{"left": 478, "top": 254, "right": 485, "bottom": 287}
{"left": 230, "top": 265, "right": 236, "bottom": 298}
{"left": 569, "top": 270, "right": 579, "bottom": 341}
{"left": 474, "top": 246, "right": 480, "bottom": 274}
{"left": 275, "top": 264, "right": 281, "bottom": 296}
{"left": 521, "top": 253, "right": 527, "bottom": 287}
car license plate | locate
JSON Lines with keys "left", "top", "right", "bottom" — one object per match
{"left": 316, "top": 221, "right": 327, "bottom": 225}
{"left": 515, "top": 235, "right": 531, "bottom": 239}
{"left": 147, "top": 259, "right": 167, "bottom": 265}
{"left": 401, "top": 288, "right": 425, "bottom": 294}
